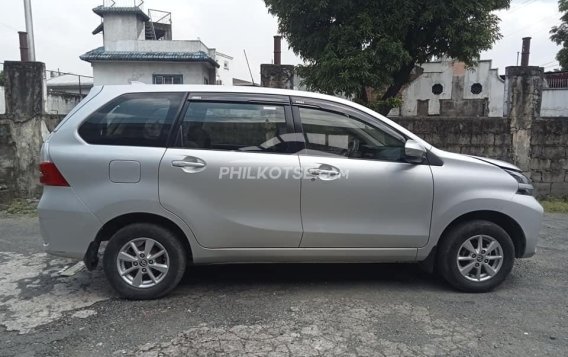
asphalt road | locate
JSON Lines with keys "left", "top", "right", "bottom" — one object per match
{"left": 0, "top": 213, "right": 567, "bottom": 356}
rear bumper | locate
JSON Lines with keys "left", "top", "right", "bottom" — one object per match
{"left": 38, "top": 187, "right": 101, "bottom": 259}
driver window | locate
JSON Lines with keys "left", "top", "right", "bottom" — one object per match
{"left": 299, "top": 107, "right": 405, "bottom": 161}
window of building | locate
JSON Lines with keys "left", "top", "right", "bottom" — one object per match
{"left": 153, "top": 74, "right": 183, "bottom": 85}
{"left": 432, "top": 84, "right": 444, "bottom": 95}
{"left": 299, "top": 107, "right": 405, "bottom": 161}
{"left": 78, "top": 93, "right": 185, "bottom": 147}
{"left": 471, "top": 83, "right": 483, "bottom": 94}
{"left": 175, "top": 101, "right": 291, "bottom": 153}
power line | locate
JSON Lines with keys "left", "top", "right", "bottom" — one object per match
{"left": 502, "top": 14, "right": 559, "bottom": 38}
{"left": 508, "top": 0, "right": 539, "bottom": 15}
{"left": 0, "top": 22, "right": 18, "bottom": 32}
{"left": 540, "top": 60, "right": 558, "bottom": 67}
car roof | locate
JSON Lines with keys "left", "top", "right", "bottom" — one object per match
{"left": 98, "top": 84, "right": 340, "bottom": 101}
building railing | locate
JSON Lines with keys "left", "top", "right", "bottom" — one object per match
{"left": 148, "top": 9, "right": 172, "bottom": 24}
{"left": 102, "top": 0, "right": 144, "bottom": 8}
{"left": 545, "top": 77, "right": 568, "bottom": 89}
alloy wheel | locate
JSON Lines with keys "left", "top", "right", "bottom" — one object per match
{"left": 116, "top": 238, "right": 170, "bottom": 288}
{"left": 456, "top": 235, "right": 504, "bottom": 282}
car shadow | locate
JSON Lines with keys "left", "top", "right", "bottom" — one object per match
{"left": 178, "top": 263, "right": 448, "bottom": 291}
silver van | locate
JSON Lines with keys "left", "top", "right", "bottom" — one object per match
{"left": 38, "top": 85, "right": 543, "bottom": 299}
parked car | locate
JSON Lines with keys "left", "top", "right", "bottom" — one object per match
{"left": 38, "top": 85, "right": 543, "bottom": 299}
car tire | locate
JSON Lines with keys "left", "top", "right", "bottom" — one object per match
{"left": 103, "top": 223, "right": 187, "bottom": 300}
{"left": 437, "top": 220, "right": 515, "bottom": 293}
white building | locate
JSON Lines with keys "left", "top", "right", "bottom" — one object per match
{"left": 215, "top": 52, "right": 234, "bottom": 86}
{"left": 389, "top": 59, "right": 505, "bottom": 117}
{"left": 81, "top": 3, "right": 224, "bottom": 86}
{"left": 46, "top": 73, "right": 94, "bottom": 95}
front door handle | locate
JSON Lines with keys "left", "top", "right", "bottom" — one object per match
{"left": 307, "top": 164, "right": 342, "bottom": 181}
{"left": 307, "top": 168, "right": 339, "bottom": 176}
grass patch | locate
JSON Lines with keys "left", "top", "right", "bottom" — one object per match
{"left": 1, "top": 199, "right": 38, "bottom": 216}
{"left": 540, "top": 198, "right": 568, "bottom": 214}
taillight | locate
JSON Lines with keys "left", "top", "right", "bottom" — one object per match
{"left": 39, "top": 162, "right": 69, "bottom": 187}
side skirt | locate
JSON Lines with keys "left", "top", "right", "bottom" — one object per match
{"left": 191, "top": 247, "right": 418, "bottom": 265}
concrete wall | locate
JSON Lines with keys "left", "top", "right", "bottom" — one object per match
{"left": 0, "top": 87, "right": 4, "bottom": 114}
{"left": 393, "top": 117, "right": 512, "bottom": 161}
{"left": 393, "top": 116, "right": 568, "bottom": 198}
{"left": 46, "top": 92, "right": 83, "bottom": 115}
{"left": 260, "top": 64, "right": 295, "bottom": 89}
{"left": 104, "top": 39, "right": 214, "bottom": 57}
{"left": 92, "top": 61, "right": 212, "bottom": 85}
{"left": 1, "top": 61, "right": 567, "bottom": 204}
{"left": 103, "top": 13, "right": 145, "bottom": 46}
{"left": 541, "top": 89, "right": 568, "bottom": 117}
{"left": 531, "top": 118, "right": 568, "bottom": 196}
{"left": 0, "top": 61, "right": 66, "bottom": 203}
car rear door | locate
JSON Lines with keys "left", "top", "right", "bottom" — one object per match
{"left": 293, "top": 98, "right": 434, "bottom": 248}
{"left": 159, "top": 93, "right": 304, "bottom": 248}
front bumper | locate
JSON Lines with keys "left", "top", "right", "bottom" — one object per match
{"left": 503, "top": 194, "right": 544, "bottom": 258}
{"left": 38, "top": 187, "right": 101, "bottom": 259}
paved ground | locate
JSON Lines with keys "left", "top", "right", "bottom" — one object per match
{"left": 0, "top": 214, "right": 567, "bottom": 356}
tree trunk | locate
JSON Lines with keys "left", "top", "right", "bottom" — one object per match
{"left": 377, "top": 62, "right": 416, "bottom": 115}
{"left": 357, "top": 85, "right": 370, "bottom": 106}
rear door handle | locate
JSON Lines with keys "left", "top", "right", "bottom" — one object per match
{"left": 172, "top": 160, "right": 205, "bottom": 168}
{"left": 171, "top": 157, "right": 206, "bottom": 172}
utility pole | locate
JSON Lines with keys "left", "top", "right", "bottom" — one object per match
{"left": 243, "top": 50, "right": 255, "bottom": 86}
{"left": 23, "top": 0, "right": 36, "bottom": 61}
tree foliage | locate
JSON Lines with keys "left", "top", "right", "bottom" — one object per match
{"left": 551, "top": 0, "right": 568, "bottom": 71}
{"left": 0, "top": 71, "right": 4, "bottom": 87}
{"left": 264, "top": 0, "right": 509, "bottom": 113}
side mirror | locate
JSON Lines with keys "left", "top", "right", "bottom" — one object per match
{"left": 404, "top": 140, "right": 427, "bottom": 164}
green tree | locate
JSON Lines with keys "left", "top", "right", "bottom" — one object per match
{"left": 264, "top": 0, "right": 509, "bottom": 114}
{"left": 551, "top": 0, "right": 568, "bottom": 71}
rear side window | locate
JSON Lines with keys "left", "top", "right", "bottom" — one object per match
{"left": 79, "top": 92, "right": 184, "bottom": 147}
{"left": 174, "top": 101, "right": 292, "bottom": 153}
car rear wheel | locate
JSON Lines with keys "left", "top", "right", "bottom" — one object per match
{"left": 103, "top": 223, "right": 187, "bottom": 299}
{"left": 437, "top": 220, "right": 515, "bottom": 292}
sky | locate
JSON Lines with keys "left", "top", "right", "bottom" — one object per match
{"left": 0, "top": 0, "right": 564, "bottom": 82}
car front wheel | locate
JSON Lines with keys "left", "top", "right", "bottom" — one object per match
{"left": 103, "top": 223, "right": 187, "bottom": 300}
{"left": 437, "top": 220, "right": 515, "bottom": 292}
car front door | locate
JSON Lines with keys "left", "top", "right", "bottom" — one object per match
{"left": 159, "top": 93, "right": 303, "bottom": 248}
{"left": 294, "top": 99, "right": 434, "bottom": 248}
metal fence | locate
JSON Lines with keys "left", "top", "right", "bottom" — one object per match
{"left": 45, "top": 69, "right": 94, "bottom": 97}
